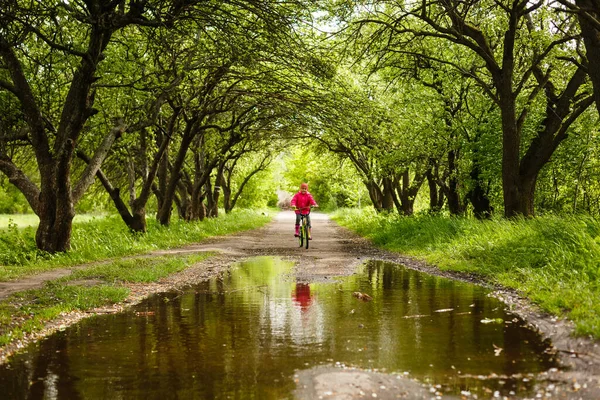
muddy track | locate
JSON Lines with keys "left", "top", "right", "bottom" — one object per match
{"left": 1, "top": 212, "right": 600, "bottom": 398}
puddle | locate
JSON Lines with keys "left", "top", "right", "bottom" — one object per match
{"left": 0, "top": 258, "right": 559, "bottom": 399}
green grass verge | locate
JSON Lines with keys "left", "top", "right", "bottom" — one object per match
{"left": 66, "top": 253, "right": 212, "bottom": 283}
{"left": 0, "top": 209, "right": 273, "bottom": 280}
{"left": 0, "top": 252, "right": 212, "bottom": 346}
{"left": 332, "top": 208, "right": 600, "bottom": 338}
{"left": 0, "top": 284, "right": 129, "bottom": 346}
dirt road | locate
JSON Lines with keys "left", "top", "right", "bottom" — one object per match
{"left": 0, "top": 212, "right": 365, "bottom": 300}
{"left": 2, "top": 212, "right": 600, "bottom": 398}
{"left": 151, "top": 211, "right": 375, "bottom": 279}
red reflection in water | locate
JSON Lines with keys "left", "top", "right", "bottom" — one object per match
{"left": 292, "top": 282, "right": 312, "bottom": 312}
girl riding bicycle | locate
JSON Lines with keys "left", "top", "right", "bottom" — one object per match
{"left": 291, "top": 183, "right": 318, "bottom": 239}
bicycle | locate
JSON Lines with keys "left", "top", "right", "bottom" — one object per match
{"left": 296, "top": 206, "right": 312, "bottom": 249}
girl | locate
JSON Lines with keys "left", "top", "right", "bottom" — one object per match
{"left": 290, "top": 183, "right": 318, "bottom": 239}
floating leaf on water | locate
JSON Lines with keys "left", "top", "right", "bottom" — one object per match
{"left": 493, "top": 344, "right": 503, "bottom": 356}
{"left": 352, "top": 292, "right": 373, "bottom": 301}
{"left": 135, "top": 311, "right": 155, "bottom": 316}
{"left": 481, "top": 318, "right": 504, "bottom": 324}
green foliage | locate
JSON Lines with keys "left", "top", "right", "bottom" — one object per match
{"left": 535, "top": 109, "right": 600, "bottom": 215}
{"left": 74, "top": 190, "right": 112, "bottom": 214}
{"left": 332, "top": 208, "right": 600, "bottom": 338}
{"left": 0, "top": 184, "right": 31, "bottom": 214}
{"left": 0, "top": 209, "right": 273, "bottom": 280}
{"left": 280, "top": 145, "right": 369, "bottom": 211}
{"left": 0, "top": 220, "right": 40, "bottom": 265}
{"left": 232, "top": 168, "right": 279, "bottom": 209}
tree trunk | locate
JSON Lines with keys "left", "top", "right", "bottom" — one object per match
{"left": 189, "top": 145, "right": 214, "bottom": 221}
{"left": 197, "top": 195, "right": 207, "bottom": 220}
{"left": 381, "top": 177, "right": 395, "bottom": 212}
{"left": 395, "top": 169, "right": 426, "bottom": 216}
{"left": 205, "top": 179, "right": 215, "bottom": 217}
{"left": 365, "top": 180, "right": 384, "bottom": 212}
{"left": 156, "top": 137, "right": 169, "bottom": 213}
{"left": 0, "top": 24, "right": 113, "bottom": 252}
{"left": 223, "top": 183, "right": 232, "bottom": 213}
{"left": 514, "top": 66, "right": 592, "bottom": 216}
{"left": 36, "top": 191, "right": 75, "bottom": 253}
{"left": 425, "top": 166, "right": 441, "bottom": 212}
{"left": 517, "top": 174, "right": 537, "bottom": 216}
{"left": 576, "top": 0, "right": 600, "bottom": 115}
{"left": 78, "top": 124, "right": 169, "bottom": 234}
{"left": 157, "top": 122, "right": 197, "bottom": 225}
{"left": 446, "top": 148, "right": 463, "bottom": 215}
{"left": 466, "top": 164, "right": 493, "bottom": 219}
{"left": 210, "top": 168, "right": 226, "bottom": 217}
{"left": 190, "top": 182, "right": 204, "bottom": 220}
{"left": 437, "top": 187, "right": 446, "bottom": 211}
{"left": 128, "top": 210, "right": 147, "bottom": 233}
{"left": 389, "top": 174, "right": 403, "bottom": 214}
{"left": 204, "top": 176, "right": 221, "bottom": 218}
{"left": 176, "top": 181, "right": 193, "bottom": 221}
{"left": 212, "top": 186, "right": 221, "bottom": 217}
{"left": 37, "top": 138, "right": 76, "bottom": 252}
{"left": 499, "top": 93, "right": 522, "bottom": 218}
{"left": 397, "top": 170, "right": 416, "bottom": 216}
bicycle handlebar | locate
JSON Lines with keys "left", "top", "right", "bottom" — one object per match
{"left": 293, "top": 205, "right": 317, "bottom": 211}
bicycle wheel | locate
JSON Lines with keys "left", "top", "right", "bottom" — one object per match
{"left": 303, "top": 221, "right": 310, "bottom": 249}
{"left": 298, "top": 220, "right": 304, "bottom": 247}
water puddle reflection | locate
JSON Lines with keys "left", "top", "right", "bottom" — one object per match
{"left": 0, "top": 257, "right": 559, "bottom": 399}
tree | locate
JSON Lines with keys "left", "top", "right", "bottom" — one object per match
{"left": 299, "top": 68, "right": 433, "bottom": 215}
{"left": 557, "top": 0, "right": 600, "bottom": 114}
{"left": 349, "top": 0, "right": 594, "bottom": 217}
{"left": 0, "top": 0, "right": 193, "bottom": 251}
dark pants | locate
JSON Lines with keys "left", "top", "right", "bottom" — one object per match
{"left": 295, "top": 213, "right": 311, "bottom": 228}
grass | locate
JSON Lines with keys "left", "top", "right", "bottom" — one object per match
{"left": 332, "top": 208, "right": 600, "bottom": 339}
{"left": 0, "top": 213, "right": 106, "bottom": 230}
{"left": 0, "top": 209, "right": 273, "bottom": 280}
{"left": 0, "top": 253, "right": 211, "bottom": 346}
{"left": 66, "top": 253, "right": 211, "bottom": 283}
{"left": 0, "top": 284, "right": 129, "bottom": 346}
{"left": 0, "top": 214, "right": 40, "bottom": 229}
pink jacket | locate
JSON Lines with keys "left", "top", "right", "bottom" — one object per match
{"left": 291, "top": 192, "right": 317, "bottom": 215}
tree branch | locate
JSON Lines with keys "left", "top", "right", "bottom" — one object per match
{"left": 71, "top": 119, "right": 126, "bottom": 203}
{"left": 0, "top": 153, "right": 41, "bottom": 213}
{"left": 0, "top": 34, "right": 51, "bottom": 165}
